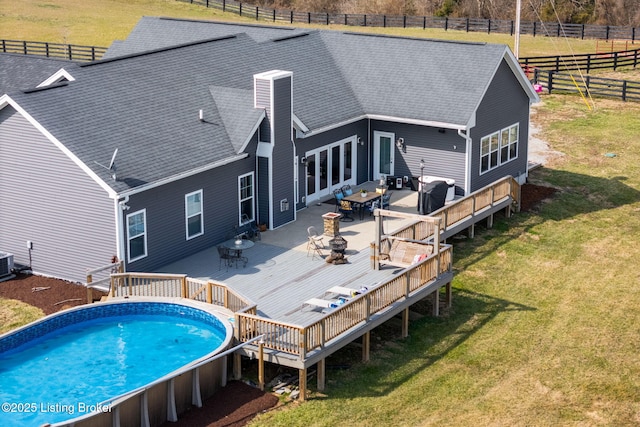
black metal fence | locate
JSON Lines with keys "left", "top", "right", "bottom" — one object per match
{"left": 0, "top": 39, "right": 107, "bottom": 61}
{"left": 533, "top": 70, "right": 640, "bottom": 102}
{"left": 520, "top": 48, "right": 640, "bottom": 73}
{"left": 184, "top": 0, "right": 640, "bottom": 42}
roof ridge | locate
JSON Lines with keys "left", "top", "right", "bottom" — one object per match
{"left": 341, "top": 31, "right": 486, "bottom": 46}
{"left": 80, "top": 35, "right": 238, "bottom": 67}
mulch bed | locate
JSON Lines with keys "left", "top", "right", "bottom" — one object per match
{"left": 0, "top": 182, "right": 554, "bottom": 426}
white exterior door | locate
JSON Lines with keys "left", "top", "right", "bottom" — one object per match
{"left": 373, "top": 131, "right": 394, "bottom": 180}
{"left": 304, "top": 136, "right": 357, "bottom": 204}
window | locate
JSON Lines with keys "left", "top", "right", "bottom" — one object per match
{"left": 127, "top": 210, "right": 147, "bottom": 262}
{"left": 185, "top": 190, "right": 203, "bottom": 239}
{"left": 480, "top": 123, "right": 519, "bottom": 174}
{"left": 239, "top": 173, "right": 255, "bottom": 223}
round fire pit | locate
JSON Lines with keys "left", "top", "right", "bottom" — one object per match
{"left": 328, "top": 235, "right": 348, "bottom": 252}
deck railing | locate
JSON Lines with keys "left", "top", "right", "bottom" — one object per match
{"left": 108, "top": 272, "right": 256, "bottom": 314}
{"left": 385, "top": 175, "right": 518, "bottom": 242}
{"left": 234, "top": 245, "right": 452, "bottom": 359}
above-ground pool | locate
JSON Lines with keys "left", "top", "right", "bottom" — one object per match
{"left": 0, "top": 299, "right": 233, "bottom": 427}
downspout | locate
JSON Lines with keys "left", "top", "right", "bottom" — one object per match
{"left": 458, "top": 129, "right": 472, "bottom": 195}
{"left": 114, "top": 195, "right": 129, "bottom": 268}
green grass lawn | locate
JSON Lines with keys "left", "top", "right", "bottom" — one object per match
{"left": 3, "top": 1, "right": 640, "bottom": 425}
{"left": 0, "top": 0, "right": 606, "bottom": 57}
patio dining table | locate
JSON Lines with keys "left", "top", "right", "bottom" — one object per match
{"left": 342, "top": 191, "right": 382, "bottom": 220}
{"left": 222, "top": 238, "right": 255, "bottom": 267}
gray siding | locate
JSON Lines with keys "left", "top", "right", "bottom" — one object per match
{"left": 0, "top": 106, "right": 116, "bottom": 282}
{"left": 255, "top": 79, "right": 271, "bottom": 143}
{"left": 470, "top": 60, "right": 531, "bottom": 192}
{"left": 271, "top": 76, "right": 294, "bottom": 227}
{"left": 294, "top": 120, "right": 368, "bottom": 209}
{"left": 370, "top": 120, "right": 467, "bottom": 192}
{"left": 123, "top": 153, "right": 257, "bottom": 273}
{"left": 257, "top": 156, "right": 269, "bottom": 226}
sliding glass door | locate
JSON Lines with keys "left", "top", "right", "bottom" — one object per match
{"left": 305, "top": 136, "right": 356, "bottom": 204}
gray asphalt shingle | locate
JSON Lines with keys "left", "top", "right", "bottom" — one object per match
{"left": 4, "top": 18, "right": 525, "bottom": 195}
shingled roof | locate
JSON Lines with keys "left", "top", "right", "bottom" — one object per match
{"left": 2, "top": 18, "right": 536, "bottom": 195}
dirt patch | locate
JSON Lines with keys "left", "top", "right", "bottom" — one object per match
{"left": 159, "top": 380, "right": 279, "bottom": 427}
{"left": 519, "top": 182, "right": 557, "bottom": 213}
{"left": 0, "top": 273, "right": 103, "bottom": 315}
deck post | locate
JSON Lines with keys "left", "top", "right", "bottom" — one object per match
{"left": 402, "top": 308, "right": 409, "bottom": 338}
{"left": 86, "top": 273, "right": 93, "bottom": 303}
{"left": 373, "top": 212, "right": 382, "bottom": 270}
{"left": 445, "top": 281, "right": 452, "bottom": 308}
{"left": 487, "top": 212, "right": 494, "bottom": 229}
{"left": 432, "top": 289, "right": 440, "bottom": 316}
{"left": 299, "top": 368, "right": 307, "bottom": 401}
{"left": 181, "top": 277, "right": 188, "bottom": 298}
{"left": 317, "top": 358, "right": 326, "bottom": 391}
{"left": 362, "top": 331, "right": 370, "bottom": 362}
{"left": 206, "top": 282, "right": 212, "bottom": 304}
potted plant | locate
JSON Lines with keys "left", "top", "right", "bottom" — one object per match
{"left": 360, "top": 189, "right": 368, "bottom": 197}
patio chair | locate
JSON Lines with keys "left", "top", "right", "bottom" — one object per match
{"left": 217, "top": 245, "right": 234, "bottom": 270}
{"left": 307, "top": 226, "right": 325, "bottom": 248}
{"left": 381, "top": 191, "right": 392, "bottom": 209}
{"left": 333, "top": 189, "right": 345, "bottom": 213}
{"left": 341, "top": 184, "right": 354, "bottom": 196}
{"left": 338, "top": 200, "right": 354, "bottom": 221}
{"left": 307, "top": 235, "right": 324, "bottom": 259}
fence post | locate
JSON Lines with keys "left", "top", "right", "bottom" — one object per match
{"left": 403, "top": 15, "right": 407, "bottom": 28}
{"left": 256, "top": 6, "right": 259, "bottom": 20}
{"left": 326, "top": 12, "right": 329, "bottom": 26}
{"left": 633, "top": 27, "right": 636, "bottom": 43}
{"left": 423, "top": 16, "right": 426, "bottom": 30}
{"left": 383, "top": 15, "right": 386, "bottom": 28}
{"left": 557, "top": 23, "right": 561, "bottom": 37}
{"left": 307, "top": 12, "right": 310, "bottom": 24}
{"left": 45, "top": 42, "right": 49, "bottom": 57}
{"left": 581, "top": 24, "right": 585, "bottom": 39}
{"left": 344, "top": 14, "right": 347, "bottom": 26}
{"left": 488, "top": 19, "right": 491, "bottom": 34}
{"left": 273, "top": 9, "right": 275, "bottom": 22}
{"left": 510, "top": 20, "right": 514, "bottom": 36}
{"left": 548, "top": 71, "right": 554, "bottom": 93}
{"left": 239, "top": 2, "right": 242, "bottom": 17}
{"left": 23, "top": 40, "right": 27, "bottom": 55}
{"left": 364, "top": 14, "right": 367, "bottom": 27}
{"left": 587, "top": 54, "right": 591, "bottom": 73}
{"left": 465, "top": 17, "right": 469, "bottom": 32}
{"left": 622, "top": 80, "right": 627, "bottom": 101}
{"left": 222, "top": 0, "right": 225, "bottom": 12}
{"left": 290, "top": 10, "right": 293, "bottom": 24}
{"left": 445, "top": 17, "right": 448, "bottom": 31}
{"left": 68, "top": 44, "right": 72, "bottom": 60}
{"left": 606, "top": 25, "right": 610, "bottom": 40}
{"left": 533, "top": 21, "right": 537, "bottom": 37}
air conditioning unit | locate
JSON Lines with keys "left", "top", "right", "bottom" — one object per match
{"left": 0, "top": 253, "right": 14, "bottom": 278}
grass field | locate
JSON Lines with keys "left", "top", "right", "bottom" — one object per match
{"left": 3, "top": 1, "right": 640, "bottom": 425}
{"left": 0, "top": 0, "right": 611, "bottom": 57}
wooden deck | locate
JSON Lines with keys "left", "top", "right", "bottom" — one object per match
{"left": 103, "top": 176, "right": 519, "bottom": 399}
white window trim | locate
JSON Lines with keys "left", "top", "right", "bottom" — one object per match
{"left": 126, "top": 209, "right": 147, "bottom": 263}
{"left": 479, "top": 123, "right": 519, "bottom": 175}
{"left": 185, "top": 189, "right": 204, "bottom": 240}
{"left": 238, "top": 172, "right": 255, "bottom": 224}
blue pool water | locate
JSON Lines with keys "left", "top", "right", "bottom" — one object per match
{"left": 0, "top": 302, "right": 229, "bottom": 427}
